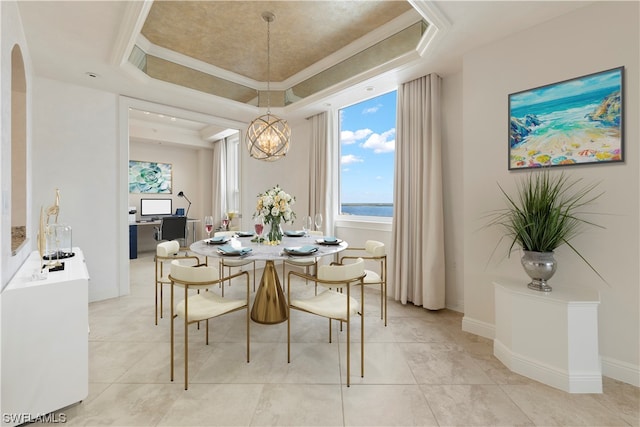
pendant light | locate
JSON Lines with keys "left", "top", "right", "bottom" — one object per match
{"left": 245, "top": 11, "right": 291, "bottom": 162}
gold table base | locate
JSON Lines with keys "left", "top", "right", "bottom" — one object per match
{"left": 250, "top": 260, "right": 288, "bottom": 324}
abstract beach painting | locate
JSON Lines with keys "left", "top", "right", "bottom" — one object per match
{"left": 508, "top": 67, "right": 623, "bottom": 170}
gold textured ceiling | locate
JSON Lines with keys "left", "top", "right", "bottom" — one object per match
{"left": 141, "top": 1, "right": 414, "bottom": 83}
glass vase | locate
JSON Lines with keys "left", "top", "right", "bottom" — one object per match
{"left": 267, "top": 217, "right": 284, "bottom": 243}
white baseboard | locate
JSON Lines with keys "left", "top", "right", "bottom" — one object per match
{"left": 601, "top": 356, "right": 640, "bottom": 387}
{"left": 462, "top": 318, "right": 639, "bottom": 389}
{"left": 461, "top": 315, "right": 494, "bottom": 339}
{"left": 445, "top": 298, "right": 464, "bottom": 313}
{"left": 494, "top": 339, "right": 602, "bottom": 393}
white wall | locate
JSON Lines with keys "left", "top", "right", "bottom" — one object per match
{"left": 32, "top": 77, "right": 120, "bottom": 302}
{"left": 461, "top": 2, "right": 639, "bottom": 385}
{"left": 441, "top": 71, "right": 464, "bottom": 312}
{"left": 129, "top": 140, "right": 213, "bottom": 252}
{"left": 1, "top": 1, "right": 32, "bottom": 288}
{"left": 241, "top": 118, "right": 311, "bottom": 233}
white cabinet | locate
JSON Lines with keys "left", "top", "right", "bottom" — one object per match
{"left": 494, "top": 279, "right": 601, "bottom": 393}
{"left": 1, "top": 248, "right": 89, "bottom": 426}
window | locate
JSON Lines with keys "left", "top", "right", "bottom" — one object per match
{"left": 339, "top": 90, "right": 396, "bottom": 218}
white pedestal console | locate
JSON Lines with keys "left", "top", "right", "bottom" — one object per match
{"left": 493, "top": 279, "right": 601, "bottom": 393}
{"left": 1, "top": 248, "right": 89, "bottom": 426}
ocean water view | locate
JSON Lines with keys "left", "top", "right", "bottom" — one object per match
{"left": 341, "top": 203, "right": 393, "bottom": 218}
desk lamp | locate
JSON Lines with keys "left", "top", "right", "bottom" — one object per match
{"left": 177, "top": 191, "right": 191, "bottom": 218}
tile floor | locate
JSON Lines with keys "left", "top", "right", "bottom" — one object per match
{"left": 51, "top": 253, "right": 638, "bottom": 426}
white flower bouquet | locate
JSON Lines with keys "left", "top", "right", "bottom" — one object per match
{"left": 255, "top": 185, "right": 295, "bottom": 242}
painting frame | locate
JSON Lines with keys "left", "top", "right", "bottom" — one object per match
{"left": 508, "top": 66, "right": 624, "bottom": 170}
{"left": 128, "top": 160, "right": 173, "bottom": 194}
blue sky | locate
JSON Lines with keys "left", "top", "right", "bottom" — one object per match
{"left": 510, "top": 68, "right": 622, "bottom": 109}
{"left": 339, "top": 90, "right": 397, "bottom": 204}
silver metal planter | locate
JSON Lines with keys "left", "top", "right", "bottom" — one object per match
{"left": 521, "top": 251, "right": 556, "bottom": 292}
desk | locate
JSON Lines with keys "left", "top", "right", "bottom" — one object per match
{"left": 129, "top": 218, "right": 200, "bottom": 258}
{"left": 190, "top": 235, "right": 348, "bottom": 324}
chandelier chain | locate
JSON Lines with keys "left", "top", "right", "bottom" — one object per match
{"left": 266, "top": 15, "right": 271, "bottom": 113}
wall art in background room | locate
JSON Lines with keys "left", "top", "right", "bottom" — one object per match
{"left": 129, "top": 160, "right": 172, "bottom": 193}
{"left": 508, "top": 66, "right": 624, "bottom": 170}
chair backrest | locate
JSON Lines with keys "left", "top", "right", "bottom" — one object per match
{"left": 170, "top": 260, "right": 219, "bottom": 283}
{"left": 157, "top": 240, "right": 180, "bottom": 257}
{"left": 160, "top": 216, "right": 187, "bottom": 241}
{"left": 318, "top": 258, "right": 364, "bottom": 282}
{"left": 365, "top": 240, "right": 385, "bottom": 257}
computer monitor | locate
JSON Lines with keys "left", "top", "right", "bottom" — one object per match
{"left": 140, "top": 198, "right": 172, "bottom": 217}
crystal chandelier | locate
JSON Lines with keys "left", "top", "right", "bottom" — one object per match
{"left": 246, "top": 12, "right": 291, "bottom": 162}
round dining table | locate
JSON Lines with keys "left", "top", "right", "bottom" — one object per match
{"left": 190, "top": 234, "right": 348, "bottom": 324}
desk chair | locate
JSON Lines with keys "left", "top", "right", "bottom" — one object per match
{"left": 169, "top": 260, "right": 250, "bottom": 390}
{"left": 340, "top": 240, "right": 387, "bottom": 326}
{"left": 155, "top": 216, "right": 187, "bottom": 247}
{"left": 287, "top": 258, "right": 365, "bottom": 387}
{"left": 155, "top": 240, "right": 202, "bottom": 325}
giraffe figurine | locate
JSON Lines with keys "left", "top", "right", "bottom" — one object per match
{"left": 45, "top": 188, "right": 60, "bottom": 225}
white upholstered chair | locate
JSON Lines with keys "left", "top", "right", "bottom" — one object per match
{"left": 214, "top": 231, "right": 256, "bottom": 294}
{"left": 154, "top": 240, "right": 202, "bottom": 325}
{"left": 340, "top": 240, "right": 387, "bottom": 326}
{"left": 169, "top": 260, "right": 250, "bottom": 390}
{"left": 287, "top": 258, "right": 365, "bottom": 387}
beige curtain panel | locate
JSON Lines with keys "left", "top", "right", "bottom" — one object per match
{"left": 392, "top": 73, "right": 446, "bottom": 310}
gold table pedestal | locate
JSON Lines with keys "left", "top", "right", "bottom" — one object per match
{"left": 250, "top": 260, "right": 288, "bottom": 324}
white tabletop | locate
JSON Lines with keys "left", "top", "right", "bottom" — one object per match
{"left": 189, "top": 234, "right": 348, "bottom": 261}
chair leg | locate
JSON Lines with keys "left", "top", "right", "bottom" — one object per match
{"left": 246, "top": 273, "right": 251, "bottom": 363}
{"left": 383, "top": 281, "right": 387, "bottom": 327}
{"left": 160, "top": 284, "right": 164, "bottom": 319}
{"left": 155, "top": 281, "right": 159, "bottom": 325}
{"left": 184, "top": 285, "right": 189, "bottom": 390}
{"left": 347, "top": 311, "right": 350, "bottom": 387}
{"left": 361, "top": 282, "right": 365, "bottom": 378}
{"left": 287, "top": 275, "right": 291, "bottom": 363}
{"left": 170, "top": 284, "right": 174, "bottom": 382}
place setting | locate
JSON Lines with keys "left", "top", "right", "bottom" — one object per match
{"left": 282, "top": 245, "right": 319, "bottom": 257}
{"left": 216, "top": 244, "right": 252, "bottom": 257}
{"left": 315, "top": 236, "right": 342, "bottom": 245}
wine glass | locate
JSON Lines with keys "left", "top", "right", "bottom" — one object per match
{"left": 221, "top": 213, "right": 230, "bottom": 230}
{"left": 204, "top": 215, "right": 214, "bottom": 239}
{"left": 303, "top": 215, "right": 313, "bottom": 237}
{"left": 254, "top": 215, "right": 265, "bottom": 243}
{"left": 314, "top": 213, "right": 323, "bottom": 232}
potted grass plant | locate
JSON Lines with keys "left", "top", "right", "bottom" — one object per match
{"left": 487, "top": 169, "right": 603, "bottom": 292}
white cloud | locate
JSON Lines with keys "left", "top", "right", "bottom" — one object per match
{"left": 341, "top": 154, "right": 364, "bottom": 165}
{"left": 361, "top": 128, "right": 396, "bottom": 153}
{"left": 341, "top": 128, "right": 373, "bottom": 145}
{"left": 362, "top": 104, "right": 382, "bottom": 114}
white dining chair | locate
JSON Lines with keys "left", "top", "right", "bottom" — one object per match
{"left": 287, "top": 258, "right": 365, "bottom": 386}
{"left": 169, "top": 260, "right": 250, "bottom": 390}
